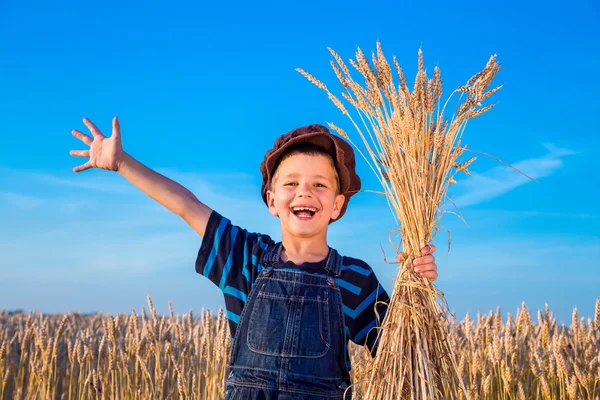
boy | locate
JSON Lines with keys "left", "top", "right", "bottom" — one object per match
{"left": 70, "top": 117, "right": 439, "bottom": 399}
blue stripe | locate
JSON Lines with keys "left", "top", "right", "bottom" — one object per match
{"left": 242, "top": 236, "right": 250, "bottom": 282}
{"left": 342, "top": 286, "right": 380, "bottom": 319}
{"left": 345, "top": 326, "right": 351, "bottom": 338}
{"left": 219, "top": 226, "right": 239, "bottom": 289}
{"left": 258, "top": 237, "right": 270, "bottom": 250}
{"left": 242, "top": 266, "right": 251, "bottom": 282}
{"left": 227, "top": 310, "right": 240, "bottom": 324}
{"left": 355, "top": 307, "right": 387, "bottom": 343}
{"left": 336, "top": 278, "right": 361, "bottom": 295}
{"left": 342, "top": 264, "right": 372, "bottom": 276}
{"left": 204, "top": 217, "right": 229, "bottom": 278}
{"left": 223, "top": 285, "right": 248, "bottom": 302}
{"left": 355, "top": 318, "right": 377, "bottom": 343}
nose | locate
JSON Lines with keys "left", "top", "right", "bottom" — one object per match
{"left": 296, "top": 181, "right": 313, "bottom": 198}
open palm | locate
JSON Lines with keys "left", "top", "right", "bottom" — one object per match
{"left": 70, "top": 117, "right": 124, "bottom": 172}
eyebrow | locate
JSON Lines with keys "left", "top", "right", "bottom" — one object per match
{"left": 282, "top": 173, "right": 332, "bottom": 181}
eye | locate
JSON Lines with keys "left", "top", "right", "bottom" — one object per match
{"left": 284, "top": 182, "right": 298, "bottom": 186}
{"left": 314, "top": 183, "right": 327, "bottom": 188}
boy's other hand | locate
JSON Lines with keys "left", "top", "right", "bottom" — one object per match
{"left": 396, "top": 245, "right": 438, "bottom": 282}
{"left": 70, "top": 117, "right": 125, "bottom": 173}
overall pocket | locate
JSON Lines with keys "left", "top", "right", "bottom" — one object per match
{"left": 247, "top": 290, "right": 330, "bottom": 358}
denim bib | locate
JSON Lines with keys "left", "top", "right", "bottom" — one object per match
{"left": 225, "top": 242, "right": 352, "bottom": 399}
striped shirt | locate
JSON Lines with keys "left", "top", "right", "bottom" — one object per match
{"left": 195, "top": 210, "right": 390, "bottom": 357}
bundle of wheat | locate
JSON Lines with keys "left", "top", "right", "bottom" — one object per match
{"left": 297, "top": 42, "right": 532, "bottom": 399}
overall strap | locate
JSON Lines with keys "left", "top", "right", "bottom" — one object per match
{"left": 324, "top": 248, "right": 343, "bottom": 277}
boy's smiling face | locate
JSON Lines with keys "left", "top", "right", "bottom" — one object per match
{"left": 266, "top": 153, "right": 345, "bottom": 239}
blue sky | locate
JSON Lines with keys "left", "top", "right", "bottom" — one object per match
{"left": 1, "top": 0, "right": 598, "bottom": 324}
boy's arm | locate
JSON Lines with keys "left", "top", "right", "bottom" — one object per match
{"left": 71, "top": 117, "right": 212, "bottom": 237}
{"left": 117, "top": 153, "right": 212, "bottom": 237}
{"left": 341, "top": 259, "right": 390, "bottom": 357}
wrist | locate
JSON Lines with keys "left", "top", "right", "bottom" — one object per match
{"left": 116, "top": 152, "right": 132, "bottom": 173}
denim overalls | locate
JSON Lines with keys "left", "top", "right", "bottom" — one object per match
{"left": 224, "top": 242, "right": 353, "bottom": 399}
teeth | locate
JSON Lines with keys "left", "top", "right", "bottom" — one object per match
{"left": 292, "top": 207, "right": 317, "bottom": 212}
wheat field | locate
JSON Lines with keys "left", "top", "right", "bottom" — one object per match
{"left": 0, "top": 296, "right": 598, "bottom": 399}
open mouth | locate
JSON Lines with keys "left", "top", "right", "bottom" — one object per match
{"left": 291, "top": 206, "right": 318, "bottom": 219}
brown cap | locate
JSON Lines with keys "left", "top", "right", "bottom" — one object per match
{"left": 260, "top": 124, "right": 361, "bottom": 222}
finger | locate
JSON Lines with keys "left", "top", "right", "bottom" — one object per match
{"left": 413, "top": 255, "right": 434, "bottom": 267}
{"left": 419, "top": 270, "right": 438, "bottom": 282}
{"left": 112, "top": 116, "right": 121, "bottom": 139}
{"left": 415, "top": 261, "right": 437, "bottom": 272}
{"left": 73, "top": 162, "right": 92, "bottom": 172}
{"left": 83, "top": 118, "right": 104, "bottom": 138}
{"left": 70, "top": 149, "right": 90, "bottom": 158}
{"left": 72, "top": 130, "right": 93, "bottom": 146}
{"left": 421, "top": 244, "right": 436, "bottom": 255}
{"left": 414, "top": 264, "right": 436, "bottom": 275}
{"left": 396, "top": 252, "right": 405, "bottom": 262}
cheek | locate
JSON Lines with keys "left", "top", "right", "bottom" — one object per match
{"left": 320, "top": 193, "right": 337, "bottom": 209}
{"left": 275, "top": 190, "right": 294, "bottom": 205}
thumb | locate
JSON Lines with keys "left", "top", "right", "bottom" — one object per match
{"left": 396, "top": 252, "right": 405, "bottom": 262}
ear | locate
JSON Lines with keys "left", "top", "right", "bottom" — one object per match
{"left": 330, "top": 194, "right": 345, "bottom": 220}
{"left": 266, "top": 189, "right": 279, "bottom": 217}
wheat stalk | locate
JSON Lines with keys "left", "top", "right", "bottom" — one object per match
{"left": 1, "top": 298, "right": 598, "bottom": 399}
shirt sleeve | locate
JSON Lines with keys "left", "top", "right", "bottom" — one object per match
{"left": 340, "top": 257, "right": 390, "bottom": 357}
{"left": 195, "top": 210, "right": 274, "bottom": 322}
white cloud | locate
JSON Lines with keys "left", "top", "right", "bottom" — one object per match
{"left": 450, "top": 143, "right": 574, "bottom": 208}
{"left": 0, "top": 167, "right": 135, "bottom": 195}
{"left": 0, "top": 166, "right": 278, "bottom": 278}
{"left": 542, "top": 143, "right": 576, "bottom": 157}
{"left": 469, "top": 209, "right": 597, "bottom": 219}
{"left": 0, "top": 191, "right": 43, "bottom": 209}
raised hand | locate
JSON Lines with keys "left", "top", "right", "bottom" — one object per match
{"left": 70, "top": 117, "right": 125, "bottom": 172}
